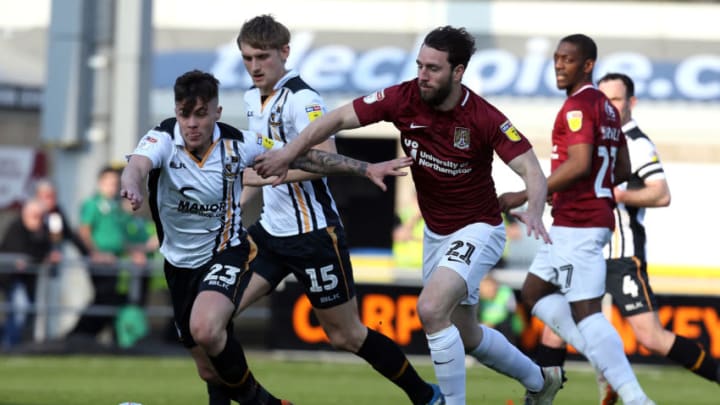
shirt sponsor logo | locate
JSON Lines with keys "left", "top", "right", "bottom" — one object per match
{"left": 604, "top": 100, "right": 617, "bottom": 121}
{"left": 416, "top": 150, "right": 472, "bottom": 176}
{"left": 305, "top": 104, "right": 323, "bottom": 121}
{"left": 177, "top": 200, "right": 227, "bottom": 217}
{"left": 362, "top": 89, "right": 385, "bottom": 104}
{"left": 566, "top": 110, "right": 583, "bottom": 132}
{"left": 500, "top": 120, "right": 521, "bottom": 142}
{"left": 453, "top": 127, "right": 470, "bottom": 150}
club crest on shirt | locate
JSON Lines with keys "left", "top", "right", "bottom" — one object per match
{"left": 269, "top": 112, "right": 282, "bottom": 127}
{"left": 363, "top": 89, "right": 385, "bottom": 104}
{"left": 305, "top": 104, "right": 323, "bottom": 121}
{"left": 453, "top": 127, "right": 470, "bottom": 150}
{"left": 223, "top": 155, "right": 239, "bottom": 181}
{"left": 566, "top": 110, "right": 583, "bottom": 132}
{"left": 499, "top": 120, "right": 521, "bottom": 142}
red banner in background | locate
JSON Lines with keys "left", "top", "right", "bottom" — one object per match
{"left": 269, "top": 281, "right": 720, "bottom": 363}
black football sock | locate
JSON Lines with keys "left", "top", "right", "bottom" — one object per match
{"left": 208, "top": 335, "right": 282, "bottom": 405}
{"left": 667, "top": 335, "right": 720, "bottom": 383}
{"left": 534, "top": 343, "right": 567, "bottom": 367}
{"left": 207, "top": 382, "right": 231, "bottom": 405}
{"left": 355, "top": 327, "right": 433, "bottom": 405}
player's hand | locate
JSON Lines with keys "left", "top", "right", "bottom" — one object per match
{"left": 613, "top": 186, "right": 627, "bottom": 204}
{"left": 121, "top": 187, "right": 144, "bottom": 211}
{"left": 509, "top": 210, "right": 552, "bottom": 244}
{"left": 254, "top": 148, "right": 292, "bottom": 185}
{"left": 498, "top": 191, "right": 527, "bottom": 212}
{"left": 365, "top": 156, "right": 413, "bottom": 191}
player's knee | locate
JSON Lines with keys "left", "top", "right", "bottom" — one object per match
{"left": 190, "top": 320, "right": 224, "bottom": 350}
{"left": 417, "top": 297, "right": 444, "bottom": 329}
{"left": 326, "top": 325, "right": 365, "bottom": 352}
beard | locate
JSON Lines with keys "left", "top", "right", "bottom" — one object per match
{"left": 419, "top": 76, "right": 453, "bottom": 107}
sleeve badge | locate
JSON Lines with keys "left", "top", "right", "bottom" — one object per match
{"left": 257, "top": 135, "right": 275, "bottom": 150}
{"left": 500, "top": 120, "right": 521, "bottom": 142}
{"left": 362, "top": 89, "right": 385, "bottom": 104}
{"left": 305, "top": 104, "right": 323, "bottom": 122}
{"left": 566, "top": 110, "right": 583, "bottom": 132}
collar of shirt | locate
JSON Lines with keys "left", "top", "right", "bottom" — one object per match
{"left": 621, "top": 119, "right": 638, "bottom": 133}
{"left": 273, "top": 70, "right": 300, "bottom": 91}
{"left": 570, "top": 83, "right": 594, "bottom": 97}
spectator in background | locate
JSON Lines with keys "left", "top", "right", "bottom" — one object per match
{"left": 117, "top": 198, "right": 159, "bottom": 304}
{"left": 70, "top": 165, "right": 126, "bottom": 342}
{"left": 33, "top": 179, "right": 90, "bottom": 258}
{"left": 0, "top": 198, "right": 60, "bottom": 350}
{"left": 477, "top": 273, "right": 523, "bottom": 346}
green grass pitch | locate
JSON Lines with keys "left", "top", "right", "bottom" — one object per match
{"left": 0, "top": 353, "right": 716, "bottom": 404}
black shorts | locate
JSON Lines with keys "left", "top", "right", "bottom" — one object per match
{"left": 164, "top": 242, "right": 254, "bottom": 348}
{"left": 248, "top": 223, "right": 356, "bottom": 309}
{"left": 605, "top": 257, "right": 658, "bottom": 317}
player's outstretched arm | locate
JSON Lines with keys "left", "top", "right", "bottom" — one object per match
{"left": 505, "top": 149, "right": 551, "bottom": 244}
{"left": 120, "top": 155, "right": 153, "bottom": 211}
{"left": 291, "top": 151, "right": 412, "bottom": 192}
{"left": 254, "top": 103, "right": 361, "bottom": 183}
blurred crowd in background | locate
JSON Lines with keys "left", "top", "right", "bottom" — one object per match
{"left": 0, "top": 164, "right": 161, "bottom": 352}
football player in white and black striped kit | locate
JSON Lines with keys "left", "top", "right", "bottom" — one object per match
{"left": 120, "top": 70, "right": 412, "bottom": 405}
{"left": 214, "top": 15, "right": 445, "bottom": 405}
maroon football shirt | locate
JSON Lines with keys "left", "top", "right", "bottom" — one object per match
{"left": 353, "top": 79, "right": 532, "bottom": 235}
{"left": 550, "top": 84, "right": 626, "bottom": 230}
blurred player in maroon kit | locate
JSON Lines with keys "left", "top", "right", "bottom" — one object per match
{"left": 500, "top": 34, "right": 655, "bottom": 405}
{"left": 534, "top": 72, "right": 720, "bottom": 403}
{"left": 254, "top": 25, "right": 565, "bottom": 405}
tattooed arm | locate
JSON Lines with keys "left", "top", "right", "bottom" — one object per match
{"left": 289, "top": 150, "right": 413, "bottom": 192}
{"left": 291, "top": 149, "right": 367, "bottom": 176}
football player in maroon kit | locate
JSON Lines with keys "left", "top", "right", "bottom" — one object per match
{"left": 531, "top": 72, "right": 719, "bottom": 404}
{"left": 254, "top": 25, "right": 565, "bottom": 405}
{"left": 499, "top": 35, "right": 656, "bottom": 405}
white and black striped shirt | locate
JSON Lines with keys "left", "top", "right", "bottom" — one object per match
{"left": 129, "top": 119, "right": 280, "bottom": 268}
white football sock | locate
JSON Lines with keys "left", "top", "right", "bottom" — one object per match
{"left": 469, "top": 324, "right": 544, "bottom": 392}
{"left": 531, "top": 293, "right": 587, "bottom": 352}
{"left": 578, "top": 313, "right": 648, "bottom": 404}
{"left": 427, "top": 325, "right": 466, "bottom": 405}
